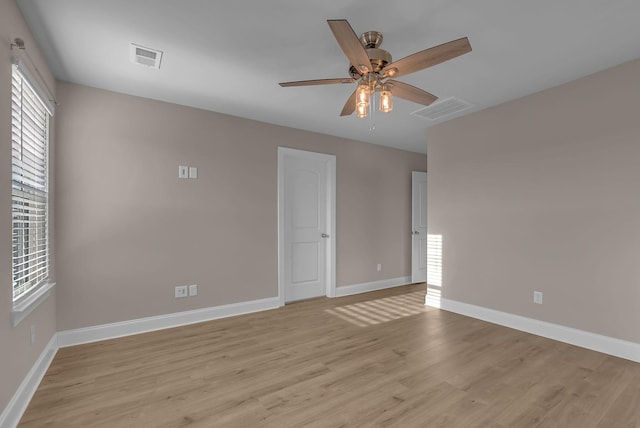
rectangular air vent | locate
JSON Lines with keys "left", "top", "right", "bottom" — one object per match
{"left": 411, "top": 97, "right": 474, "bottom": 121}
{"left": 129, "top": 43, "right": 163, "bottom": 69}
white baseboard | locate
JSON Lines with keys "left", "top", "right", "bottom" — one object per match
{"left": 57, "top": 297, "right": 280, "bottom": 348}
{"left": 334, "top": 276, "right": 412, "bottom": 297}
{"left": 0, "top": 334, "right": 58, "bottom": 428}
{"left": 427, "top": 296, "right": 640, "bottom": 363}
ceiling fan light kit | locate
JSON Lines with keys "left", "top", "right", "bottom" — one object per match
{"left": 279, "top": 19, "right": 472, "bottom": 120}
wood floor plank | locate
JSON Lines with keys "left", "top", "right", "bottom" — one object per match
{"left": 19, "top": 284, "right": 640, "bottom": 427}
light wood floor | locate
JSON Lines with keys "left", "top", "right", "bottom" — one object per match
{"left": 20, "top": 284, "right": 640, "bottom": 427}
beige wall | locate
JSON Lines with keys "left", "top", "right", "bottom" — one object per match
{"left": 55, "top": 82, "right": 426, "bottom": 331}
{"left": 428, "top": 58, "right": 640, "bottom": 343}
{"left": 0, "top": 0, "right": 57, "bottom": 414}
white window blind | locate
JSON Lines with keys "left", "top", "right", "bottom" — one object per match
{"left": 11, "top": 63, "right": 50, "bottom": 301}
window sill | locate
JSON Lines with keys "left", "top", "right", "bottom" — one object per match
{"left": 12, "top": 281, "right": 56, "bottom": 327}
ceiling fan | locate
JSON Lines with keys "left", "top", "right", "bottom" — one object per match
{"left": 279, "top": 19, "right": 472, "bottom": 118}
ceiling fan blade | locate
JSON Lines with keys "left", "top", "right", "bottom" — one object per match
{"left": 382, "top": 37, "right": 471, "bottom": 78}
{"left": 327, "top": 19, "right": 373, "bottom": 75}
{"left": 387, "top": 80, "right": 438, "bottom": 106}
{"left": 340, "top": 89, "right": 357, "bottom": 116}
{"left": 279, "top": 78, "right": 355, "bottom": 87}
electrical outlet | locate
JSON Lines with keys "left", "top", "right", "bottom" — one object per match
{"left": 175, "top": 285, "right": 188, "bottom": 298}
{"left": 30, "top": 325, "right": 36, "bottom": 344}
{"left": 533, "top": 291, "right": 543, "bottom": 304}
{"left": 377, "top": 263, "right": 382, "bottom": 272}
{"left": 189, "top": 284, "right": 198, "bottom": 296}
{"left": 188, "top": 166, "right": 198, "bottom": 179}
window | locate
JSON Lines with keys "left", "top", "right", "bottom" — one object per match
{"left": 11, "top": 59, "right": 52, "bottom": 303}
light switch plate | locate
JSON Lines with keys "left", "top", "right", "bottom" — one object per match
{"left": 179, "top": 165, "right": 189, "bottom": 178}
{"left": 533, "top": 291, "right": 543, "bottom": 304}
{"left": 189, "top": 284, "right": 198, "bottom": 296}
{"left": 189, "top": 166, "right": 198, "bottom": 179}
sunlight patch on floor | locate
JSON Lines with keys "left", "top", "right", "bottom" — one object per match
{"left": 325, "top": 291, "right": 427, "bottom": 327}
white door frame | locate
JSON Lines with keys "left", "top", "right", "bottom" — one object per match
{"left": 411, "top": 171, "right": 428, "bottom": 283}
{"left": 278, "top": 147, "right": 336, "bottom": 306}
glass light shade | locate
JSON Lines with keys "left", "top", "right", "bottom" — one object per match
{"left": 355, "top": 82, "right": 370, "bottom": 118}
{"left": 379, "top": 89, "right": 393, "bottom": 113}
{"left": 356, "top": 83, "right": 370, "bottom": 105}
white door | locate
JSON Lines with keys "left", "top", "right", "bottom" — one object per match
{"left": 411, "top": 171, "right": 428, "bottom": 283}
{"left": 278, "top": 148, "right": 336, "bottom": 303}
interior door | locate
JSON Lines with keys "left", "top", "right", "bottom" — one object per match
{"left": 283, "top": 154, "right": 329, "bottom": 302}
{"left": 411, "top": 171, "right": 428, "bottom": 283}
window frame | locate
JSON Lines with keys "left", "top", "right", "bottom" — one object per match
{"left": 10, "top": 56, "right": 56, "bottom": 327}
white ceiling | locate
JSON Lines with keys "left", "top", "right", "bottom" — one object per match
{"left": 17, "top": 0, "right": 640, "bottom": 154}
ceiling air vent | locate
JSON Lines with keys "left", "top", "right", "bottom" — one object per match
{"left": 129, "top": 43, "right": 163, "bottom": 69}
{"left": 411, "top": 97, "right": 474, "bottom": 121}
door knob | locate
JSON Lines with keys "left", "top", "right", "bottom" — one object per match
{"left": 413, "top": 230, "right": 419, "bottom": 235}
{"left": 321, "top": 233, "right": 329, "bottom": 238}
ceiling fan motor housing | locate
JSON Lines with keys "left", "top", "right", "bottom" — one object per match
{"left": 349, "top": 31, "right": 392, "bottom": 78}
